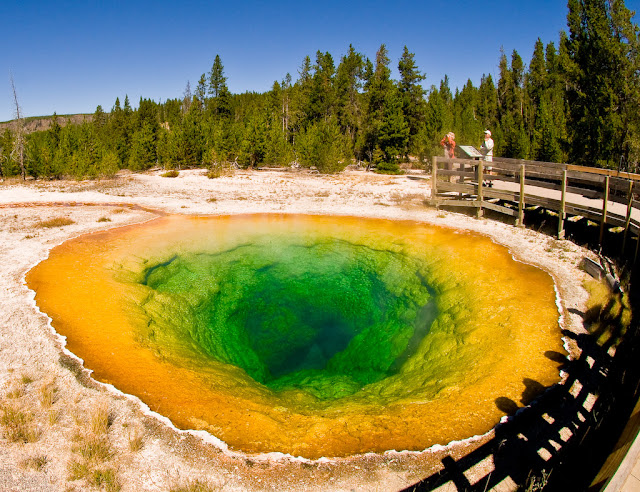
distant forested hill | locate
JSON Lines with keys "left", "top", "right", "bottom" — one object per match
{"left": 0, "top": 114, "right": 92, "bottom": 134}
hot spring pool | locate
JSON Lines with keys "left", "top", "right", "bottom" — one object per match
{"left": 27, "top": 214, "right": 565, "bottom": 458}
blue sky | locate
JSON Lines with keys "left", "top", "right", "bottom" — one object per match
{"left": 1, "top": 0, "right": 638, "bottom": 122}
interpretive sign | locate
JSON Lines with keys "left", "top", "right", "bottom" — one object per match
{"left": 458, "top": 145, "right": 483, "bottom": 158}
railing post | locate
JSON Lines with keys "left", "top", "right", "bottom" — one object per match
{"left": 558, "top": 170, "right": 567, "bottom": 239}
{"left": 622, "top": 180, "right": 633, "bottom": 255}
{"left": 517, "top": 164, "right": 525, "bottom": 227}
{"left": 476, "top": 160, "right": 484, "bottom": 218}
{"left": 599, "top": 176, "right": 610, "bottom": 246}
{"left": 431, "top": 156, "right": 438, "bottom": 198}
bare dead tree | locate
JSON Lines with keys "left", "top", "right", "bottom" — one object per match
{"left": 182, "top": 80, "right": 192, "bottom": 114}
{"left": 10, "top": 73, "right": 26, "bottom": 180}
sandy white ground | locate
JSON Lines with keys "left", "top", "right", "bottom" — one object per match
{"left": 0, "top": 168, "right": 593, "bottom": 491}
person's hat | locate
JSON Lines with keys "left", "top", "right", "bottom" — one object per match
{"left": 484, "top": 130, "right": 492, "bottom": 136}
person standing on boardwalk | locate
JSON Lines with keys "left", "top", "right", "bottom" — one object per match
{"left": 440, "top": 132, "right": 456, "bottom": 158}
{"left": 480, "top": 130, "right": 494, "bottom": 162}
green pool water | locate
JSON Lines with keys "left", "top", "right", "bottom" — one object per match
{"left": 140, "top": 237, "right": 436, "bottom": 400}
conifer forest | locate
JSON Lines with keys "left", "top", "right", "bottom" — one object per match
{"left": 1, "top": 0, "right": 639, "bottom": 179}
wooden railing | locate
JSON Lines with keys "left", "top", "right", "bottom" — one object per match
{"left": 429, "top": 156, "right": 640, "bottom": 262}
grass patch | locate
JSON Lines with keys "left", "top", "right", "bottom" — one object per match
{"left": 90, "top": 467, "right": 121, "bottom": 491}
{"left": 48, "top": 409, "right": 61, "bottom": 426}
{"left": 6, "top": 385, "right": 24, "bottom": 399}
{"left": 128, "top": 428, "right": 144, "bottom": 452}
{"left": 68, "top": 459, "right": 90, "bottom": 480}
{"left": 170, "top": 480, "right": 217, "bottom": 492}
{"left": 0, "top": 405, "right": 40, "bottom": 443}
{"left": 206, "top": 158, "right": 235, "bottom": 179}
{"left": 72, "top": 434, "right": 114, "bottom": 463}
{"left": 68, "top": 418, "right": 120, "bottom": 491}
{"left": 90, "top": 402, "right": 112, "bottom": 435}
{"left": 206, "top": 197, "right": 217, "bottom": 203}
{"left": 20, "top": 375, "right": 34, "bottom": 385}
{"left": 97, "top": 217, "right": 112, "bottom": 223}
{"left": 161, "top": 170, "right": 180, "bottom": 178}
{"left": 20, "top": 455, "right": 48, "bottom": 471}
{"left": 35, "top": 217, "right": 75, "bottom": 228}
{"left": 112, "top": 208, "right": 126, "bottom": 214}
{"left": 545, "top": 238, "right": 574, "bottom": 254}
{"left": 39, "top": 382, "right": 57, "bottom": 408}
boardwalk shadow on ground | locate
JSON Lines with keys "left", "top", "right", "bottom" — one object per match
{"left": 403, "top": 326, "right": 634, "bottom": 491}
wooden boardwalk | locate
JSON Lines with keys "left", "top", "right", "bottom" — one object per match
{"left": 429, "top": 156, "right": 640, "bottom": 262}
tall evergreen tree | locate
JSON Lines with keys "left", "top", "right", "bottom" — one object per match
{"left": 398, "top": 46, "right": 427, "bottom": 155}
{"left": 195, "top": 74, "right": 208, "bottom": 105}
{"left": 360, "top": 45, "right": 408, "bottom": 170}
{"left": 565, "top": 0, "right": 640, "bottom": 168}
{"left": 208, "top": 54, "right": 228, "bottom": 98}
{"left": 308, "top": 51, "right": 336, "bottom": 123}
{"left": 335, "top": 45, "right": 365, "bottom": 154}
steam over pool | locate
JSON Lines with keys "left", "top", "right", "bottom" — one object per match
{"left": 28, "top": 214, "right": 564, "bottom": 458}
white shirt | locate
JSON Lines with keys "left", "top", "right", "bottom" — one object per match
{"left": 481, "top": 137, "right": 494, "bottom": 162}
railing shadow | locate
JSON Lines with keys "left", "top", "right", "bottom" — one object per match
{"left": 403, "top": 306, "right": 639, "bottom": 491}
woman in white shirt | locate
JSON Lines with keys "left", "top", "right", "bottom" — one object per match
{"left": 480, "top": 130, "right": 494, "bottom": 162}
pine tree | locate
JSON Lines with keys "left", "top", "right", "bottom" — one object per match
{"left": 291, "top": 55, "right": 314, "bottom": 133}
{"left": 453, "top": 80, "right": 482, "bottom": 146}
{"left": 377, "top": 87, "right": 409, "bottom": 172}
{"left": 361, "top": 44, "right": 402, "bottom": 164}
{"left": 565, "top": 0, "right": 640, "bottom": 168}
{"left": 195, "top": 74, "right": 207, "bottom": 104}
{"left": 335, "top": 45, "right": 365, "bottom": 153}
{"left": 398, "top": 46, "right": 427, "bottom": 156}
{"left": 308, "top": 51, "right": 336, "bottom": 123}
{"left": 208, "top": 55, "right": 228, "bottom": 98}
{"left": 497, "top": 49, "right": 530, "bottom": 158}
{"left": 477, "top": 74, "right": 498, "bottom": 133}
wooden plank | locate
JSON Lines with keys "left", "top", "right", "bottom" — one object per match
{"left": 566, "top": 164, "right": 640, "bottom": 182}
{"left": 607, "top": 192, "right": 635, "bottom": 207}
{"left": 492, "top": 157, "right": 568, "bottom": 169}
{"left": 477, "top": 161, "right": 484, "bottom": 218}
{"left": 437, "top": 169, "right": 477, "bottom": 179}
{"left": 432, "top": 156, "right": 438, "bottom": 195}
{"left": 622, "top": 180, "right": 634, "bottom": 254}
{"left": 482, "top": 200, "right": 519, "bottom": 217}
{"left": 565, "top": 201, "right": 607, "bottom": 216}
{"left": 518, "top": 164, "right": 525, "bottom": 227}
{"left": 490, "top": 162, "right": 523, "bottom": 173}
{"left": 429, "top": 199, "right": 481, "bottom": 208}
{"left": 564, "top": 207, "right": 601, "bottom": 222}
{"left": 607, "top": 213, "right": 630, "bottom": 228}
{"left": 523, "top": 195, "right": 562, "bottom": 209}
{"left": 559, "top": 170, "right": 567, "bottom": 239}
{"left": 610, "top": 176, "right": 635, "bottom": 193}
{"left": 566, "top": 170, "right": 606, "bottom": 184}
{"left": 600, "top": 176, "right": 610, "bottom": 244}
{"left": 437, "top": 182, "right": 477, "bottom": 194}
{"left": 434, "top": 156, "right": 483, "bottom": 167}
{"left": 482, "top": 188, "right": 521, "bottom": 202}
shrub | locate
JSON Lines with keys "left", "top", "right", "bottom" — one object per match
{"left": 35, "top": 217, "right": 75, "bottom": 228}
{"left": 161, "top": 170, "right": 179, "bottom": 178}
{"left": 0, "top": 405, "right": 40, "bottom": 443}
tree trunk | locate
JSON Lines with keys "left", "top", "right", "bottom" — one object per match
{"left": 10, "top": 75, "right": 26, "bottom": 180}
